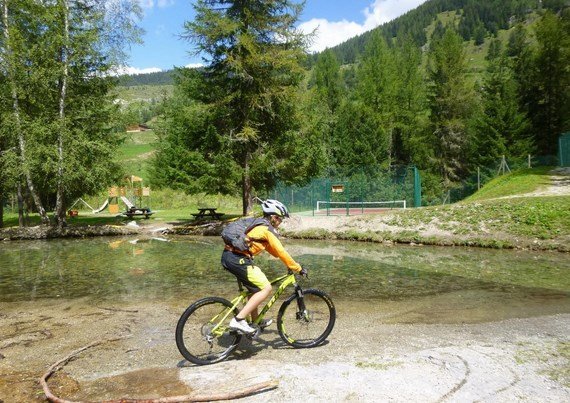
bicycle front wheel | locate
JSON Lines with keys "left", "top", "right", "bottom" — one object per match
{"left": 175, "top": 297, "right": 241, "bottom": 365}
{"left": 277, "top": 289, "right": 336, "bottom": 348}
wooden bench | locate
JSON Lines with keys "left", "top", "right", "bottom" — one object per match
{"left": 192, "top": 207, "right": 224, "bottom": 220}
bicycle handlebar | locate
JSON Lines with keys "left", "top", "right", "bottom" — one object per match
{"left": 289, "top": 267, "right": 308, "bottom": 279}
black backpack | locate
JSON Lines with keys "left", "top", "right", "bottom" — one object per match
{"left": 221, "top": 217, "right": 270, "bottom": 252}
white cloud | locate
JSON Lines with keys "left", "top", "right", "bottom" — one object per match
{"left": 138, "top": 0, "right": 174, "bottom": 10}
{"left": 363, "top": 0, "right": 425, "bottom": 30}
{"left": 299, "top": 18, "right": 366, "bottom": 53}
{"left": 115, "top": 66, "right": 163, "bottom": 75}
{"left": 299, "top": 0, "right": 426, "bottom": 53}
{"left": 157, "top": 0, "right": 175, "bottom": 8}
{"left": 185, "top": 63, "right": 204, "bottom": 69}
{"left": 138, "top": 0, "right": 154, "bottom": 10}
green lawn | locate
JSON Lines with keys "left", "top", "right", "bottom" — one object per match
{"left": 2, "top": 190, "right": 245, "bottom": 227}
{"left": 118, "top": 130, "right": 157, "bottom": 179}
{"left": 113, "top": 85, "right": 173, "bottom": 102}
{"left": 465, "top": 166, "right": 554, "bottom": 201}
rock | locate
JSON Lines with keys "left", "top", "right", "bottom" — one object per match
{"left": 0, "top": 225, "right": 139, "bottom": 240}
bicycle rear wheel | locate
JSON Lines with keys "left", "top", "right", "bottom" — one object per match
{"left": 175, "top": 297, "right": 241, "bottom": 365}
{"left": 277, "top": 289, "right": 336, "bottom": 348}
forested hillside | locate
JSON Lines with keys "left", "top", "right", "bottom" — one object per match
{"left": 1, "top": 0, "right": 568, "bottom": 227}
{"left": 318, "top": 0, "right": 566, "bottom": 65}
{"left": 150, "top": 0, "right": 569, "bottom": 207}
{"left": 118, "top": 70, "right": 174, "bottom": 86}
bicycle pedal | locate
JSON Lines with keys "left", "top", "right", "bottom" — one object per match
{"left": 245, "top": 329, "right": 261, "bottom": 340}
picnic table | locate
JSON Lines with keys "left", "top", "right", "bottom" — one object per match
{"left": 192, "top": 207, "right": 224, "bottom": 220}
{"left": 124, "top": 206, "right": 154, "bottom": 219}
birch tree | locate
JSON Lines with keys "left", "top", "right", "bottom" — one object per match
{"left": 1, "top": 0, "right": 142, "bottom": 227}
{"left": 1, "top": 0, "right": 50, "bottom": 224}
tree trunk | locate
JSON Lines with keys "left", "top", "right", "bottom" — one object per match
{"left": 55, "top": 0, "right": 70, "bottom": 229}
{"left": 242, "top": 151, "right": 253, "bottom": 216}
{"left": 0, "top": 192, "right": 3, "bottom": 228}
{"left": 2, "top": 0, "right": 50, "bottom": 225}
{"left": 17, "top": 182, "right": 24, "bottom": 227}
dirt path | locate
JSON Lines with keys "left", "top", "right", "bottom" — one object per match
{"left": 0, "top": 298, "right": 568, "bottom": 402}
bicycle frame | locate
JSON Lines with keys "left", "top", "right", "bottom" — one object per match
{"left": 210, "top": 272, "right": 301, "bottom": 337}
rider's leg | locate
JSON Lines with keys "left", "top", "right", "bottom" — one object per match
{"left": 236, "top": 283, "right": 272, "bottom": 321}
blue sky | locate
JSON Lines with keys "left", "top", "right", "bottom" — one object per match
{"left": 125, "top": 0, "right": 427, "bottom": 74}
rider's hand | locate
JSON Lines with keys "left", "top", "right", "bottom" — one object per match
{"left": 299, "top": 267, "right": 308, "bottom": 278}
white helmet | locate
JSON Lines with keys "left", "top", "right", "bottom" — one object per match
{"left": 261, "top": 199, "right": 289, "bottom": 218}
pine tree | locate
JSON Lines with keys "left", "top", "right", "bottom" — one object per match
{"left": 150, "top": 68, "right": 241, "bottom": 194}
{"left": 529, "top": 10, "right": 569, "bottom": 155}
{"left": 313, "top": 49, "right": 344, "bottom": 114}
{"left": 355, "top": 31, "right": 396, "bottom": 166}
{"left": 473, "top": 39, "right": 532, "bottom": 167}
{"left": 392, "top": 35, "right": 427, "bottom": 166}
{"left": 307, "top": 49, "right": 343, "bottom": 175}
{"left": 426, "top": 28, "right": 474, "bottom": 187}
{"left": 182, "top": 0, "right": 311, "bottom": 214}
{"left": 332, "top": 100, "right": 388, "bottom": 178}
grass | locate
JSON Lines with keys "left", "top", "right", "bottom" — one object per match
{"left": 113, "top": 85, "right": 173, "bottom": 103}
{"left": 282, "top": 195, "right": 570, "bottom": 251}
{"left": 2, "top": 159, "right": 568, "bottom": 251}
{"left": 282, "top": 166, "right": 569, "bottom": 251}
{"left": 465, "top": 166, "right": 554, "bottom": 201}
{"left": 2, "top": 190, "right": 245, "bottom": 227}
{"left": 119, "top": 143, "right": 154, "bottom": 159}
{"left": 117, "top": 129, "right": 158, "bottom": 179}
{"left": 516, "top": 342, "right": 570, "bottom": 387}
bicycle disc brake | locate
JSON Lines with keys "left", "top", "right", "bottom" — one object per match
{"left": 295, "top": 309, "right": 311, "bottom": 322}
{"left": 201, "top": 323, "right": 215, "bottom": 344}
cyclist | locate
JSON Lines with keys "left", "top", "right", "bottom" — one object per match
{"left": 222, "top": 199, "right": 304, "bottom": 334}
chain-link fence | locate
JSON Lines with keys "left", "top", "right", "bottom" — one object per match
{"left": 267, "top": 165, "right": 421, "bottom": 216}
{"left": 432, "top": 154, "right": 559, "bottom": 205}
{"left": 560, "top": 133, "right": 570, "bottom": 167}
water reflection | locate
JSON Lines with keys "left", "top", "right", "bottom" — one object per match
{"left": 0, "top": 236, "right": 569, "bottom": 307}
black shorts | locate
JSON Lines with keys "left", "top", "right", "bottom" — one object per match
{"left": 221, "top": 250, "right": 270, "bottom": 293}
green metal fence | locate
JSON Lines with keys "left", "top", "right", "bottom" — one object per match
{"left": 268, "top": 165, "right": 421, "bottom": 216}
{"left": 560, "top": 133, "right": 570, "bottom": 167}
{"left": 433, "top": 154, "right": 560, "bottom": 205}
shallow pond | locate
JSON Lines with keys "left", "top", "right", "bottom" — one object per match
{"left": 0, "top": 236, "right": 568, "bottom": 324}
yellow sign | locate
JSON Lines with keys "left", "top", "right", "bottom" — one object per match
{"left": 332, "top": 185, "right": 344, "bottom": 193}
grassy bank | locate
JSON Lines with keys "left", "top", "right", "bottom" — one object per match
{"left": 283, "top": 167, "right": 570, "bottom": 252}
{"left": 1, "top": 190, "right": 244, "bottom": 228}
{"left": 284, "top": 196, "right": 570, "bottom": 252}
{"left": 2, "top": 168, "right": 569, "bottom": 251}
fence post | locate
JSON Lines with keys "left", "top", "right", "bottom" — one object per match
{"left": 528, "top": 154, "right": 531, "bottom": 168}
{"left": 413, "top": 166, "right": 422, "bottom": 208}
{"left": 311, "top": 181, "right": 314, "bottom": 216}
{"left": 498, "top": 155, "right": 511, "bottom": 175}
{"left": 477, "top": 167, "right": 480, "bottom": 190}
{"left": 346, "top": 183, "right": 350, "bottom": 216}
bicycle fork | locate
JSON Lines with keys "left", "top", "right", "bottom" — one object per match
{"left": 294, "top": 284, "right": 310, "bottom": 322}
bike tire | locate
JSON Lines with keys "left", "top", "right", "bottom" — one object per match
{"left": 175, "top": 297, "right": 241, "bottom": 365}
{"left": 277, "top": 288, "right": 336, "bottom": 348}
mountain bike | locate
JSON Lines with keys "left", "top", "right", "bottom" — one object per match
{"left": 175, "top": 270, "right": 336, "bottom": 365}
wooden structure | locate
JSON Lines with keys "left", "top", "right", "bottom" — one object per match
{"left": 192, "top": 207, "right": 224, "bottom": 220}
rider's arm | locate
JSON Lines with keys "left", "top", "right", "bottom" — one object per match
{"left": 248, "top": 226, "right": 302, "bottom": 272}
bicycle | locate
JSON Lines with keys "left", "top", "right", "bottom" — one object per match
{"left": 175, "top": 270, "right": 336, "bottom": 365}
